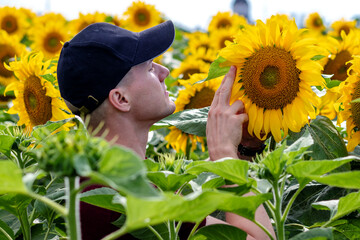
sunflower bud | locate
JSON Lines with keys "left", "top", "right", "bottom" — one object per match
{"left": 34, "top": 129, "right": 109, "bottom": 177}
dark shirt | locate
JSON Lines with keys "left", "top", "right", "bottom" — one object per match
{"left": 80, "top": 184, "right": 206, "bottom": 240}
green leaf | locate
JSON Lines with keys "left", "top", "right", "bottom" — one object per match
{"left": 147, "top": 171, "right": 196, "bottom": 192}
{"left": 289, "top": 228, "right": 333, "bottom": 240}
{"left": 0, "top": 161, "right": 27, "bottom": 194}
{"left": 189, "top": 172, "right": 225, "bottom": 192}
{"left": 190, "top": 224, "right": 247, "bottom": 240}
{"left": 312, "top": 171, "right": 360, "bottom": 189}
{"left": 31, "top": 117, "right": 77, "bottom": 140}
{"left": 287, "top": 156, "right": 355, "bottom": 186}
{"left": 332, "top": 191, "right": 360, "bottom": 221}
{"left": 116, "top": 190, "right": 270, "bottom": 233}
{"left": 261, "top": 143, "right": 286, "bottom": 180}
{"left": 40, "top": 73, "right": 57, "bottom": 85}
{"left": 186, "top": 159, "right": 253, "bottom": 186}
{"left": 0, "top": 218, "right": 14, "bottom": 240}
{"left": 333, "top": 219, "right": 360, "bottom": 240}
{"left": 92, "top": 146, "right": 159, "bottom": 197}
{"left": 351, "top": 97, "right": 360, "bottom": 103}
{"left": 307, "top": 116, "right": 348, "bottom": 159}
{"left": 284, "top": 128, "right": 314, "bottom": 162}
{"left": 312, "top": 200, "right": 339, "bottom": 219}
{"left": 0, "top": 135, "right": 16, "bottom": 158}
{"left": 327, "top": 80, "right": 341, "bottom": 89}
{"left": 79, "top": 187, "right": 125, "bottom": 213}
{"left": 204, "top": 56, "right": 230, "bottom": 82}
{"left": 311, "top": 55, "right": 326, "bottom": 61}
{"left": 152, "top": 107, "right": 209, "bottom": 137}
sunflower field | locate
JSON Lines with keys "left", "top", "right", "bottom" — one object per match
{"left": 0, "top": 1, "right": 360, "bottom": 240}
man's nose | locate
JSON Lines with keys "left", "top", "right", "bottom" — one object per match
{"left": 158, "top": 64, "right": 170, "bottom": 82}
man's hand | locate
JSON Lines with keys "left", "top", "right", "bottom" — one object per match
{"left": 206, "top": 66, "right": 249, "bottom": 161}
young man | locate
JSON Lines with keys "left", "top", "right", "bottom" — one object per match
{"left": 57, "top": 20, "right": 274, "bottom": 240}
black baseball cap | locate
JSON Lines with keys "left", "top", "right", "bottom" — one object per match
{"left": 57, "top": 20, "right": 175, "bottom": 114}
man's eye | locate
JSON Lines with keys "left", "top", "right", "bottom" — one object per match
{"left": 149, "top": 67, "right": 155, "bottom": 72}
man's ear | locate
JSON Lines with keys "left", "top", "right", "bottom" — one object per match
{"left": 108, "top": 88, "right": 130, "bottom": 112}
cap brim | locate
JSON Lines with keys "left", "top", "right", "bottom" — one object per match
{"left": 134, "top": 20, "right": 175, "bottom": 65}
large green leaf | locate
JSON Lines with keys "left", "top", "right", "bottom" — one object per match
{"left": 332, "top": 191, "right": 360, "bottom": 221}
{"left": 0, "top": 135, "right": 16, "bottom": 159}
{"left": 79, "top": 187, "right": 125, "bottom": 213}
{"left": 284, "top": 128, "right": 314, "bottom": 162}
{"left": 0, "top": 218, "right": 14, "bottom": 240}
{"left": 147, "top": 171, "right": 196, "bottom": 192}
{"left": 312, "top": 171, "right": 360, "bottom": 189}
{"left": 151, "top": 107, "right": 209, "bottom": 137}
{"left": 186, "top": 159, "right": 253, "bottom": 186}
{"left": 115, "top": 190, "right": 270, "bottom": 233}
{"left": 307, "top": 116, "right": 348, "bottom": 159}
{"left": 0, "top": 161, "right": 27, "bottom": 194}
{"left": 92, "top": 146, "right": 159, "bottom": 197}
{"left": 286, "top": 156, "right": 356, "bottom": 186}
{"left": 190, "top": 224, "right": 247, "bottom": 240}
{"left": 289, "top": 228, "right": 333, "bottom": 240}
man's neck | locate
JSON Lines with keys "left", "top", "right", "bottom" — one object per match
{"left": 95, "top": 117, "right": 150, "bottom": 159}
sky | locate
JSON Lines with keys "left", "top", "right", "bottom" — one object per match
{"left": 1, "top": 0, "right": 359, "bottom": 31}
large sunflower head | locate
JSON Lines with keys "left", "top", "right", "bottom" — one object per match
{"left": 207, "top": 11, "right": 247, "bottom": 33}
{"left": 69, "top": 12, "right": 107, "bottom": 35}
{"left": 219, "top": 17, "right": 325, "bottom": 142}
{"left": 305, "top": 12, "right": 326, "bottom": 32}
{"left": 123, "top": 1, "right": 162, "bottom": 32}
{"left": 336, "top": 56, "right": 360, "bottom": 151}
{"left": 29, "top": 21, "right": 70, "bottom": 59}
{"left": 0, "top": 30, "right": 27, "bottom": 86}
{"left": 329, "top": 18, "right": 357, "bottom": 38}
{"left": 0, "top": 6, "right": 29, "bottom": 38}
{"left": 165, "top": 73, "right": 222, "bottom": 152}
{"left": 171, "top": 56, "right": 210, "bottom": 80}
{"left": 4, "top": 51, "right": 73, "bottom": 132}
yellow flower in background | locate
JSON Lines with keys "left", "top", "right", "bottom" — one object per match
{"left": 190, "top": 47, "right": 218, "bottom": 65}
{"left": 0, "top": 6, "right": 29, "bottom": 38}
{"left": 322, "top": 30, "right": 360, "bottom": 81}
{"left": 184, "top": 31, "right": 212, "bottom": 56}
{"left": 0, "top": 30, "right": 27, "bottom": 86}
{"left": 209, "top": 27, "right": 238, "bottom": 51}
{"left": 165, "top": 73, "right": 222, "bottom": 152}
{"left": 69, "top": 12, "right": 107, "bottom": 35}
{"left": 219, "top": 17, "right": 325, "bottom": 142}
{"left": 123, "top": 1, "right": 162, "bottom": 32}
{"left": 208, "top": 11, "right": 247, "bottom": 33}
{"left": 19, "top": 7, "right": 37, "bottom": 24}
{"left": 318, "top": 30, "right": 360, "bottom": 119}
{"left": 329, "top": 18, "right": 357, "bottom": 38}
{"left": 171, "top": 56, "right": 210, "bottom": 80}
{"left": 33, "top": 12, "right": 67, "bottom": 27}
{"left": 305, "top": 12, "right": 326, "bottom": 32}
{"left": 29, "top": 21, "right": 70, "bottom": 59}
{"left": 336, "top": 56, "right": 360, "bottom": 151}
{"left": 4, "top": 52, "right": 73, "bottom": 132}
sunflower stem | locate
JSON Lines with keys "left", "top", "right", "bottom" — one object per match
{"left": 185, "top": 137, "right": 191, "bottom": 160}
{"left": 65, "top": 176, "right": 81, "bottom": 240}
{"left": 269, "top": 137, "right": 276, "bottom": 151}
